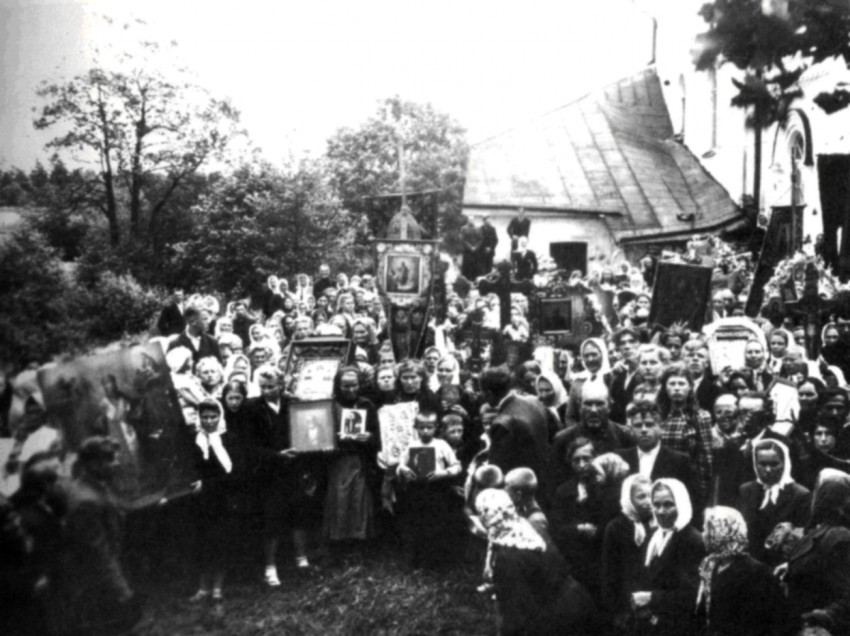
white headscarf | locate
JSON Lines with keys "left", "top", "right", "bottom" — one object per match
{"left": 752, "top": 438, "right": 794, "bottom": 509}
{"left": 620, "top": 473, "right": 655, "bottom": 547}
{"left": 572, "top": 337, "right": 611, "bottom": 382}
{"left": 645, "top": 478, "right": 693, "bottom": 566}
{"left": 535, "top": 371, "right": 568, "bottom": 410}
{"left": 195, "top": 400, "right": 232, "bottom": 473}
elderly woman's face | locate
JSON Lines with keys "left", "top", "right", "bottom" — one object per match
{"left": 352, "top": 324, "right": 368, "bottom": 343}
{"left": 652, "top": 486, "right": 678, "bottom": 529}
{"left": 339, "top": 371, "right": 360, "bottom": 402}
{"left": 745, "top": 342, "right": 765, "bottom": 368}
{"left": 798, "top": 382, "right": 819, "bottom": 410}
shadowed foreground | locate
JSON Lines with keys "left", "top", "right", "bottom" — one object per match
{"left": 131, "top": 547, "right": 494, "bottom": 636}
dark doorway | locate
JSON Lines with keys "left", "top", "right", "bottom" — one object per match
{"left": 549, "top": 242, "right": 587, "bottom": 275}
{"left": 817, "top": 155, "right": 850, "bottom": 279}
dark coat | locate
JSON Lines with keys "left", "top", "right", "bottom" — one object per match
{"left": 614, "top": 446, "right": 696, "bottom": 500}
{"left": 694, "top": 374, "right": 721, "bottom": 414}
{"left": 47, "top": 475, "right": 138, "bottom": 635}
{"left": 167, "top": 331, "right": 222, "bottom": 365}
{"left": 157, "top": 301, "right": 185, "bottom": 336}
{"left": 506, "top": 216, "right": 531, "bottom": 242}
{"left": 635, "top": 525, "right": 705, "bottom": 636}
{"left": 601, "top": 513, "right": 649, "bottom": 621}
{"left": 710, "top": 437, "right": 749, "bottom": 507}
{"left": 550, "top": 421, "right": 634, "bottom": 494}
{"left": 550, "top": 477, "right": 620, "bottom": 595}
{"left": 699, "top": 554, "right": 790, "bottom": 636}
{"left": 738, "top": 480, "right": 811, "bottom": 563}
{"left": 786, "top": 524, "right": 850, "bottom": 634}
{"left": 479, "top": 223, "right": 499, "bottom": 272}
{"left": 492, "top": 545, "right": 597, "bottom": 636}
{"left": 490, "top": 394, "right": 551, "bottom": 489}
{"left": 511, "top": 250, "right": 538, "bottom": 281}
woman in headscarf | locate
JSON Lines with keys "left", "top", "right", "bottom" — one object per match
{"left": 167, "top": 346, "right": 206, "bottom": 430}
{"left": 195, "top": 356, "right": 225, "bottom": 401}
{"left": 293, "top": 273, "right": 313, "bottom": 305}
{"left": 351, "top": 317, "right": 380, "bottom": 366}
{"left": 786, "top": 469, "right": 850, "bottom": 635}
{"left": 535, "top": 371, "right": 569, "bottom": 430}
{"left": 696, "top": 506, "right": 787, "bottom": 636}
{"left": 631, "top": 478, "right": 705, "bottom": 636}
{"left": 476, "top": 488, "right": 597, "bottom": 636}
{"left": 262, "top": 275, "right": 285, "bottom": 319}
{"left": 601, "top": 474, "right": 654, "bottom": 633}
{"left": 738, "top": 438, "right": 811, "bottom": 566}
{"left": 564, "top": 337, "right": 612, "bottom": 426}
{"left": 323, "top": 366, "right": 380, "bottom": 543}
{"left": 743, "top": 338, "right": 774, "bottom": 393}
{"left": 187, "top": 399, "right": 243, "bottom": 603}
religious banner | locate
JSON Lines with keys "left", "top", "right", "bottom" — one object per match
{"left": 536, "top": 292, "right": 602, "bottom": 347}
{"left": 377, "top": 401, "right": 419, "bottom": 466}
{"left": 703, "top": 317, "right": 766, "bottom": 373}
{"left": 375, "top": 239, "right": 439, "bottom": 360}
{"left": 649, "top": 262, "right": 713, "bottom": 332}
{"left": 282, "top": 338, "right": 353, "bottom": 401}
{"left": 37, "top": 342, "right": 193, "bottom": 508}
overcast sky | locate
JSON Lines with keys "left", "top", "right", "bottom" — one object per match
{"left": 0, "top": 0, "right": 699, "bottom": 170}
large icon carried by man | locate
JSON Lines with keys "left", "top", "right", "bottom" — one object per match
{"left": 38, "top": 342, "right": 195, "bottom": 507}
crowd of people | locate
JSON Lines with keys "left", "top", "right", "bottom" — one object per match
{"left": 3, "top": 239, "right": 850, "bottom": 636}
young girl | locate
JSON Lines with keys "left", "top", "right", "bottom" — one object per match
{"left": 190, "top": 399, "right": 241, "bottom": 603}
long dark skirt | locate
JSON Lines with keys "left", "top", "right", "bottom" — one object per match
{"left": 323, "top": 454, "right": 375, "bottom": 541}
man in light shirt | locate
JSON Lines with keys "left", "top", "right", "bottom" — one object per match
{"left": 614, "top": 399, "right": 695, "bottom": 500}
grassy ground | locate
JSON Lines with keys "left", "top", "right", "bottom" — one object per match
{"left": 130, "top": 546, "right": 495, "bottom": 636}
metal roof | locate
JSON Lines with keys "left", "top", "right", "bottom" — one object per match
{"left": 463, "top": 67, "right": 744, "bottom": 242}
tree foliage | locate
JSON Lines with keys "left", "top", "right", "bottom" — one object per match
{"left": 325, "top": 97, "right": 468, "bottom": 252}
{"left": 169, "top": 159, "right": 362, "bottom": 300}
{"left": 694, "top": 0, "right": 850, "bottom": 125}
{"left": 33, "top": 22, "right": 244, "bottom": 247}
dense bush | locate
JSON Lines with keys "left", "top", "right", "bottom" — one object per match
{"left": 0, "top": 230, "right": 164, "bottom": 369}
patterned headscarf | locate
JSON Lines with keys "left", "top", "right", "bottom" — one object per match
{"left": 476, "top": 489, "right": 546, "bottom": 552}
{"left": 698, "top": 506, "right": 749, "bottom": 617}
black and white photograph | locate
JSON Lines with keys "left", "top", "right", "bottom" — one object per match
{"left": 5, "top": 0, "right": 850, "bottom": 634}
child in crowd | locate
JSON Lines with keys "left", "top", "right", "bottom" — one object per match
{"left": 397, "top": 412, "right": 463, "bottom": 568}
{"left": 504, "top": 468, "right": 553, "bottom": 549}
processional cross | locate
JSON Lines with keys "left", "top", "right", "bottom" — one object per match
{"left": 477, "top": 260, "right": 536, "bottom": 329}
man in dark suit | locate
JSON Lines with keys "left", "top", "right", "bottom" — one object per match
{"left": 615, "top": 399, "right": 695, "bottom": 499}
{"left": 683, "top": 339, "right": 720, "bottom": 413}
{"left": 551, "top": 381, "right": 634, "bottom": 495}
{"left": 506, "top": 207, "right": 530, "bottom": 251}
{"left": 49, "top": 437, "right": 141, "bottom": 634}
{"left": 478, "top": 215, "right": 498, "bottom": 274}
{"left": 167, "top": 306, "right": 222, "bottom": 365}
{"left": 609, "top": 327, "right": 641, "bottom": 424}
{"left": 156, "top": 289, "right": 186, "bottom": 336}
{"left": 480, "top": 366, "right": 551, "bottom": 500}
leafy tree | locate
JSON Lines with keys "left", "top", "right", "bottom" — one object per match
{"left": 33, "top": 22, "right": 244, "bottom": 247}
{"left": 0, "top": 231, "right": 89, "bottom": 365}
{"left": 325, "top": 97, "right": 468, "bottom": 252}
{"left": 694, "top": 0, "right": 850, "bottom": 123}
{"left": 169, "top": 160, "right": 361, "bottom": 299}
